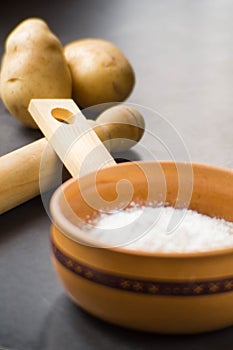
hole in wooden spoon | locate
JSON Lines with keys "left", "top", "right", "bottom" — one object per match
{"left": 51, "top": 107, "right": 75, "bottom": 124}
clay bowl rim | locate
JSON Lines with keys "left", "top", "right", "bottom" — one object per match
{"left": 50, "top": 160, "right": 233, "bottom": 259}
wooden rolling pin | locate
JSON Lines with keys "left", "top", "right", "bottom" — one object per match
{"left": 0, "top": 103, "right": 144, "bottom": 214}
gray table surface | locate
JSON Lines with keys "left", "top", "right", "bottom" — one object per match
{"left": 1, "top": 0, "right": 233, "bottom": 349}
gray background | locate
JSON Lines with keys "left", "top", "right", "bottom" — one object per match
{"left": 1, "top": 0, "right": 233, "bottom": 349}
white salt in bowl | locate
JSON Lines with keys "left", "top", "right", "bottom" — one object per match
{"left": 50, "top": 161, "right": 233, "bottom": 334}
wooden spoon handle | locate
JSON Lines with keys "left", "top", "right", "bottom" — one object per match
{"left": 28, "top": 99, "right": 116, "bottom": 178}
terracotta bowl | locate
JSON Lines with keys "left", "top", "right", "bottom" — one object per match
{"left": 50, "top": 161, "right": 233, "bottom": 334}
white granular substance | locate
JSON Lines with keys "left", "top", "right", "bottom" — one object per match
{"left": 85, "top": 206, "right": 233, "bottom": 252}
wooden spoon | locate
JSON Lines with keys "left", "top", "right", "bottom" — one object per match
{"left": 0, "top": 101, "right": 144, "bottom": 214}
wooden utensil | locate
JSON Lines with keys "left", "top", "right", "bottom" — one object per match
{"left": 28, "top": 99, "right": 116, "bottom": 178}
{"left": 0, "top": 101, "right": 144, "bottom": 214}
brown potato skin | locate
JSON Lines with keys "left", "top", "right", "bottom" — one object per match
{"left": 64, "top": 38, "right": 135, "bottom": 108}
{"left": 0, "top": 18, "right": 72, "bottom": 128}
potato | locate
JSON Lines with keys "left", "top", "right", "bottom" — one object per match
{"left": 64, "top": 38, "right": 135, "bottom": 108}
{"left": 0, "top": 18, "right": 72, "bottom": 128}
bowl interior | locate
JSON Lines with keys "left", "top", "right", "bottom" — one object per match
{"left": 50, "top": 161, "right": 233, "bottom": 249}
